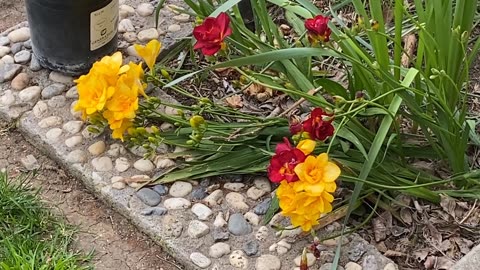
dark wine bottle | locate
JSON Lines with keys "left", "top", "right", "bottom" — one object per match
{"left": 25, "top": 0, "right": 119, "bottom": 75}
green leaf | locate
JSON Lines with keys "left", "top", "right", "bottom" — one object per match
{"left": 263, "top": 194, "right": 279, "bottom": 225}
{"left": 210, "top": 0, "right": 242, "bottom": 17}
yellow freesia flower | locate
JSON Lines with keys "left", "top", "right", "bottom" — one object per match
{"left": 294, "top": 153, "right": 340, "bottom": 196}
{"left": 74, "top": 73, "right": 115, "bottom": 119}
{"left": 134, "top": 39, "right": 162, "bottom": 71}
{"left": 296, "top": 139, "right": 316, "bottom": 155}
{"left": 111, "top": 119, "right": 133, "bottom": 141}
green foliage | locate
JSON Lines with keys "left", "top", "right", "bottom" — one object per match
{"left": 0, "top": 172, "right": 92, "bottom": 270}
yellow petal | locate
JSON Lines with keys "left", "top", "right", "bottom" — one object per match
{"left": 323, "top": 162, "right": 341, "bottom": 182}
{"left": 297, "top": 139, "right": 316, "bottom": 155}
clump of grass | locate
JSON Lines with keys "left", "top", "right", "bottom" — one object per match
{"left": 0, "top": 171, "right": 92, "bottom": 270}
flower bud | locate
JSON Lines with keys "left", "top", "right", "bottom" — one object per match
{"left": 190, "top": 115, "right": 206, "bottom": 129}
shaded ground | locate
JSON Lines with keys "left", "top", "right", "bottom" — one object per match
{"left": 0, "top": 0, "right": 25, "bottom": 32}
{"left": 0, "top": 122, "right": 182, "bottom": 270}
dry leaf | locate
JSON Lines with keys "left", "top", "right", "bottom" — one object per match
{"left": 424, "top": 256, "right": 436, "bottom": 269}
{"left": 436, "top": 256, "right": 454, "bottom": 270}
{"left": 372, "top": 217, "right": 388, "bottom": 242}
{"left": 414, "top": 249, "right": 430, "bottom": 262}
{"left": 400, "top": 208, "right": 413, "bottom": 225}
{"left": 225, "top": 95, "right": 243, "bottom": 108}
{"left": 453, "top": 237, "right": 474, "bottom": 254}
{"left": 425, "top": 223, "right": 442, "bottom": 246}
{"left": 440, "top": 194, "right": 457, "bottom": 219}
{"left": 244, "top": 83, "right": 273, "bottom": 96}
{"left": 384, "top": 250, "right": 407, "bottom": 257}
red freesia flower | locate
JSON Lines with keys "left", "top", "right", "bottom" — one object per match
{"left": 268, "top": 138, "right": 306, "bottom": 183}
{"left": 193, "top": 12, "right": 232, "bottom": 56}
{"left": 302, "top": 108, "right": 334, "bottom": 141}
{"left": 304, "top": 15, "right": 331, "bottom": 43}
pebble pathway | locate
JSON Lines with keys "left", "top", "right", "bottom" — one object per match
{"left": 0, "top": 1, "right": 398, "bottom": 269}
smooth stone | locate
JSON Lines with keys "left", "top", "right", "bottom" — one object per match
{"left": 212, "top": 227, "right": 230, "bottom": 242}
{"left": 118, "top": 18, "right": 135, "bottom": 33}
{"left": 191, "top": 187, "right": 207, "bottom": 201}
{"left": 137, "top": 3, "right": 154, "bottom": 16}
{"left": 111, "top": 176, "right": 124, "bottom": 183}
{"left": 254, "top": 197, "right": 272, "bottom": 215}
{"left": 0, "top": 90, "right": 15, "bottom": 106}
{"left": 167, "top": 24, "right": 181, "bottom": 32}
{"left": 32, "top": 100, "right": 48, "bottom": 118}
{"left": 243, "top": 240, "right": 259, "bottom": 256}
{"left": 255, "top": 255, "right": 281, "bottom": 270}
{"left": 38, "top": 116, "right": 62, "bottom": 128}
{"left": 8, "top": 27, "right": 30, "bottom": 43}
{"left": 362, "top": 255, "right": 379, "bottom": 270}
{"left": 136, "top": 188, "right": 162, "bottom": 207}
{"left": 62, "top": 121, "right": 83, "bottom": 134}
{"left": 163, "top": 215, "right": 183, "bottom": 238}
{"left": 254, "top": 177, "right": 272, "bottom": 192}
{"left": 209, "top": 243, "right": 231, "bottom": 258}
{"left": 173, "top": 14, "right": 190, "bottom": 22}
{"left": 345, "top": 262, "right": 363, "bottom": 270}
{"left": 169, "top": 181, "right": 193, "bottom": 197}
{"left": 163, "top": 198, "right": 191, "bottom": 210}
{"left": 229, "top": 250, "right": 249, "bottom": 269}
{"left": 14, "top": 50, "right": 31, "bottom": 64}
{"left": 45, "top": 128, "right": 62, "bottom": 141}
{"left": 134, "top": 159, "right": 155, "bottom": 172}
{"left": 0, "top": 36, "right": 9, "bottom": 46}
{"left": 23, "top": 40, "right": 32, "bottom": 49}
{"left": 49, "top": 71, "right": 73, "bottom": 84}
{"left": 247, "top": 186, "right": 267, "bottom": 200}
{"left": 152, "top": 184, "right": 168, "bottom": 195}
{"left": 126, "top": 45, "right": 139, "bottom": 57}
{"left": 141, "top": 207, "right": 167, "bottom": 216}
{"left": 203, "top": 189, "right": 224, "bottom": 206}
{"left": 30, "top": 56, "right": 41, "bottom": 71}
{"left": 21, "top": 155, "right": 39, "bottom": 171}
{"left": 64, "top": 136, "right": 83, "bottom": 149}
{"left": 108, "top": 143, "right": 126, "bottom": 157}
{"left": 384, "top": 263, "right": 397, "bottom": 270}
{"left": 213, "top": 212, "right": 227, "bottom": 227}
{"left": 160, "top": 122, "right": 174, "bottom": 131}
{"left": 10, "top": 43, "right": 23, "bottom": 54}
{"left": 70, "top": 102, "right": 82, "bottom": 119}
{"left": 154, "top": 157, "right": 175, "bottom": 168}
{"left": 191, "top": 203, "right": 213, "bottom": 220}
{"left": 112, "top": 181, "right": 126, "bottom": 189}
{"left": 255, "top": 226, "right": 269, "bottom": 241}
{"left": 41, "top": 83, "right": 66, "bottom": 98}
{"left": 119, "top": 4, "right": 135, "bottom": 18}
{"left": 190, "top": 252, "right": 211, "bottom": 269}
{"left": 88, "top": 141, "right": 106, "bottom": 156}
{"left": 294, "top": 253, "right": 316, "bottom": 267}
{"left": 65, "top": 86, "right": 78, "bottom": 99}
{"left": 321, "top": 264, "right": 344, "bottom": 270}
{"left": 1, "top": 55, "right": 14, "bottom": 64}
{"left": 244, "top": 212, "right": 260, "bottom": 226}
{"left": 188, "top": 220, "right": 210, "bottom": 238}
{"left": 123, "top": 32, "right": 137, "bottom": 43}
{"left": 228, "top": 213, "right": 252, "bottom": 236}
{"left": 115, "top": 157, "right": 130, "bottom": 172}
{"left": 226, "top": 192, "right": 249, "bottom": 213}
{"left": 11, "top": 72, "right": 29, "bottom": 90}
{"left": 92, "top": 156, "right": 113, "bottom": 172}
{"left": 224, "top": 182, "right": 245, "bottom": 192}
{"left": 0, "top": 46, "right": 10, "bottom": 57}
{"left": 0, "top": 63, "right": 22, "bottom": 83}
{"left": 66, "top": 150, "right": 87, "bottom": 163}
{"left": 137, "top": 28, "right": 159, "bottom": 42}
{"left": 47, "top": 95, "right": 66, "bottom": 108}
{"left": 18, "top": 86, "right": 41, "bottom": 103}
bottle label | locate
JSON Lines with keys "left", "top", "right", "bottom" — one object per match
{"left": 90, "top": 0, "right": 119, "bottom": 51}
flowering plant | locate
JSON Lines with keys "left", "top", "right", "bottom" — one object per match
{"left": 193, "top": 12, "right": 232, "bottom": 56}
{"left": 74, "top": 40, "right": 161, "bottom": 140}
{"left": 304, "top": 15, "right": 332, "bottom": 44}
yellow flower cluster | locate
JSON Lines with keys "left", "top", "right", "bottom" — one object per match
{"left": 74, "top": 40, "right": 161, "bottom": 140}
{"left": 276, "top": 141, "right": 340, "bottom": 231}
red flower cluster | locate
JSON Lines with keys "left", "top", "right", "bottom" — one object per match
{"left": 291, "top": 108, "right": 334, "bottom": 141}
{"left": 193, "top": 12, "right": 232, "bottom": 56}
{"left": 267, "top": 138, "right": 306, "bottom": 183}
{"left": 304, "top": 15, "right": 332, "bottom": 43}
